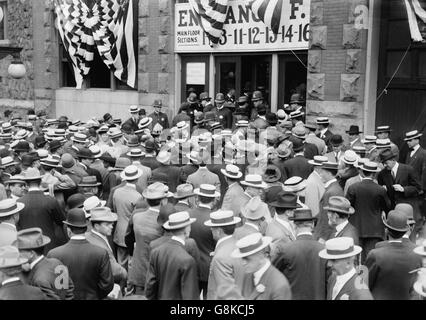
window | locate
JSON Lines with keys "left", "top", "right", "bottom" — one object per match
{"left": 0, "top": 0, "right": 7, "bottom": 41}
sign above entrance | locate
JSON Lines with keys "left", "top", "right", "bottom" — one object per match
{"left": 174, "top": 0, "right": 310, "bottom": 53}
{"left": 186, "top": 62, "right": 205, "bottom": 85}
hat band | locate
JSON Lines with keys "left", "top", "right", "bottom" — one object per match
{"left": 211, "top": 216, "right": 234, "bottom": 224}
{"left": 0, "top": 204, "right": 17, "bottom": 213}
{"left": 239, "top": 238, "right": 263, "bottom": 254}
{"left": 200, "top": 188, "right": 215, "bottom": 195}
{"left": 125, "top": 170, "right": 139, "bottom": 178}
{"left": 362, "top": 164, "right": 377, "bottom": 171}
{"left": 169, "top": 217, "right": 190, "bottom": 226}
{"left": 285, "top": 181, "right": 302, "bottom": 187}
{"left": 245, "top": 180, "right": 262, "bottom": 185}
{"left": 328, "top": 206, "right": 351, "bottom": 213}
{"left": 226, "top": 170, "right": 240, "bottom": 177}
{"left": 326, "top": 246, "right": 354, "bottom": 256}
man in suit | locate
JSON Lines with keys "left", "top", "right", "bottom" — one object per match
{"left": 305, "top": 156, "right": 327, "bottom": 217}
{"left": 140, "top": 141, "right": 160, "bottom": 170}
{"left": 187, "top": 156, "right": 221, "bottom": 193}
{"left": 188, "top": 184, "right": 220, "bottom": 298}
{"left": 283, "top": 139, "right": 313, "bottom": 180}
{"left": 366, "top": 210, "right": 422, "bottom": 300}
{"left": 235, "top": 196, "right": 269, "bottom": 240}
{"left": 112, "top": 165, "right": 143, "bottom": 270}
{"left": 289, "top": 125, "right": 319, "bottom": 160}
{"left": 404, "top": 130, "right": 426, "bottom": 231}
{"left": 148, "top": 99, "right": 169, "bottom": 130}
{"left": 346, "top": 125, "right": 364, "bottom": 150}
{"left": 0, "top": 245, "right": 47, "bottom": 300}
{"left": 173, "top": 183, "right": 194, "bottom": 212}
{"left": 212, "top": 93, "right": 233, "bottom": 129}
{"left": 375, "top": 125, "right": 399, "bottom": 160}
{"left": 305, "top": 123, "right": 327, "bottom": 155}
{"left": 232, "top": 233, "right": 292, "bottom": 300}
{"left": 86, "top": 207, "right": 127, "bottom": 286}
{"left": 151, "top": 150, "right": 181, "bottom": 192}
{"left": 123, "top": 106, "right": 140, "bottom": 133}
{"left": 18, "top": 168, "right": 66, "bottom": 252}
{"left": 179, "top": 151, "right": 199, "bottom": 184}
{"left": 0, "top": 198, "right": 23, "bottom": 246}
{"left": 204, "top": 210, "right": 245, "bottom": 300}
{"left": 145, "top": 211, "right": 199, "bottom": 300}
{"left": 15, "top": 227, "right": 74, "bottom": 300}
{"left": 77, "top": 148, "right": 103, "bottom": 185}
{"left": 378, "top": 149, "right": 422, "bottom": 229}
{"left": 273, "top": 208, "right": 327, "bottom": 300}
{"left": 319, "top": 237, "right": 372, "bottom": 300}
{"left": 337, "top": 150, "right": 359, "bottom": 189}
{"left": 220, "top": 164, "right": 247, "bottom": 217}
{"left": 266, "top": 192, "right": 300, "bottom": 261}
{"left": 316, "top": 117, "right": 334, "bottom": 151}
{"left": 314, "top": 162, "right": 344, "bottom": 243}
{"left": 125, "top": 182, "right": 170, "bottom": 295}
{"left": 347, "top": 161, "right": 391, "bottom": 261}
{"left": 325, "top": 196, "right": 359, "bottom": 245}
{"left": 344, "top": 158, "right": 368, "bottom": 195}
{"left": 325, "top": 134, "right": 346, "bottom": 165}
{"left": 47, "top": 208, "right": 114, "bottom": 300}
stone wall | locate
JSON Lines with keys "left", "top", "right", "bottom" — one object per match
{"left": 306, "top": 0, "right": 368, "bottom": 137}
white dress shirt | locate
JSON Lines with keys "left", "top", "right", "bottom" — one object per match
{"left": 2, "top": 277, "right": 21, "bottom": 286}
{"left": 171, "top": 235, "right": 185, "bottom": 246}
{"left": 245, "top": 222, "right": 260, "bottom": 231}
{"left": 275, "top": 215, "right": 296, "bottom": 240}
{"left": 335, "top": 220, "right": 349, "bottom": 237}
{"left": 30, "top": 255, "right": 44, "bottom": 270}
{"left": 324, "top": 178, "right": 337, "bottom": 189}
{"left": 391, "top": 162, "right": 399, "bottom": 179}
{"left": 332, "top": 267, "right": 357, "bottom": 300}
{"left": 410, "top": 144, "right": 420, "bottom": 157}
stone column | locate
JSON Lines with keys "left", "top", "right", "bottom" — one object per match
{"left": 306, "top": 0, "right": 368, "bottom": 136}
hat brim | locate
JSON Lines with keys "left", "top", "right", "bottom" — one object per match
{"left": 143, "top": 190, "right": 173, "bottom": 200}
{"left": 173, "top": 192, "right": 195, "bottom": 199}
{"left": 342, "top": 159, "right": 357, "bottom": 165}
{"left": 324, "top": 206, "right": 355, "bottom": 215}
{"left": 290, "top": 216, "right": 318, "bottom": 222}
{"left": 120, "top": 170, "right": 143, "bottom": 181}
{"left": 231, "top": 237, "right": 272, "bottom": 258}
{"left": 71, "top": 138, "right": 89, "bottom": 144}
{"left": 63, "top": 220, "right": 88, "bottom": 228}
{"left": 318, "top": 245, "right": 362, "bottom": 260}
{"left": 404, "top": 133, "right": 423, "bottom": 141}
{"left": 383, "top": 220, "right": 409, "bottom": 232}
{"left": 269, "top": 202, "right": 302, "bottom": 209}
{"left": 194, "top": 189, "right": 220, "bottom": 198}
{"left": 90, "top": 212, "right": 118, "bottom": 223}
{"left": 413, "top": 247, "right": 426, "bottom": 256}
{"left": 17, "top": 235, "right": 51, "bottom": 250}
{"left": 360, "top": 166, "right": 380, "bottom": 173}
{"left": 126, "top": 152, "right": 144, "bottom": 158}
{"left": 163, "top": 218, "right": 196, "bottom": 230}
{"left": 21, "top": 175, "right": 45, "bottom": 181}
{"left": 139, "top": 118, "right": 153, "bottom": 129}
{"left": 0, "top": 202, "right": 25, "bottom": 217}
{"left": 204, "top": 216, "right": 241, "bottom": 227}
{"left": 40, "top": 162, "right": 62, "bottom": 168}
{"left": 346, "top": 131, "right": 362, "bottom": 135}
{"left": 220, "top": 169, "right": 243, "bottom": 179}
{"left": 0, "top": 257, "right": 28, "bottom": 268}
{"left": 240, "top": 181, "right": 268, "bottom": 189}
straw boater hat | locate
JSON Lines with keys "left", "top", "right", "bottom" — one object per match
{"left": 138, "top": 117, "right": 153, "bottom": 130}
{"left": 13, "top": 227, "right": 51, "bottom": 250}
{"left": 342, "top": 150, "right": 359, "bottom": 165}
{"left": 163, "top": 211, "right": 196, "bottom": 230}
{"left": 40, "top": 155, "right": 61, "bottom": 168}
{"left": 375, "top": 125, "right": 392, "bottom": 134}
{"left": 362, "top": 135, "right": 377, "bottom": 144}
{"left": 240, "top": 174, "right": 267, "bottom": 189}
{"left": 358, "top": 161, "right": 381, "bottom": 172}
{"left": 83, "top": 196, "right": 106, "bottom": 213}
{"left": 22, "top": 168, "right": 45, "bottom": 181}
{"left": 318, "top": 237, "right": 362, "bottom": 260}
{"left": 0, "top": 199, "right": 25, "bottom": 218}
{"left": 204, "top": 210, "right": 241, "bottom": 227}
{"left": 220, "top": 164, "right": 242, "bottom": 179}
{"left": 89, "top": 207, "right": 118, "bottom": 223}
{"left": 0, "top": 245, "right": 28, "bottom": 269}
{"left": 324, "top": 196, "right": 355, "bottom": 215}
{"left": 283, "top": 176, "right": 306, "bottom": 193}
{"left": 5, "top": 175, "right": 26, "bottom": 186}
{"left": 316, "top": 117, "right": 329, "bottom": 125}
{"left": 120, "top": 165, "right": 143, "bottom": 181}
{"left": 404, "top": 130, "right": 423, "bottom": 141}
{"left": 1, "top": 156, "right": 18, "bottom": 168}
{"left": 89, "top": 145, "right": 102, "bottom": 159}
{"left": 194, "top": 184, "right": 220, "bottom": 198}
{"left": 127, "top": 148, "right": 145, "bottom": 158}
{"left": 71, "top": 133, "right": 89, "bottom": 144}
{"left": 142, "top": 182, "right": 173, "bottom": 200}
{"left": 231, "top": 233, "right": 272, "bottom": 258}
{"left": 241, "top": 196, "right": 268, "bottom": 220}
{"left": 308, "top": 155, "right": 329, "bottom": 166}
{"left": 174, "top": 183, "right": 194, "bottom": 199}
{"left": 375, "top": 138, "right": 391, "bottom": 149}
{"left": 129, "top": 105, "right": 140, "bottom": 113}
{"left": 107, "top": 127, "right": 123, "bottom": 139}
{"left": 175, "top": 121, "right": 189, "bottom": 131}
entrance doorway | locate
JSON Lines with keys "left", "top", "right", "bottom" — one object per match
{"left": 278, "top": 53, "right": 307, "bottom": 109}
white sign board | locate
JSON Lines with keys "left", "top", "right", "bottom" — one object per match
{"left": 186, "top": 62, "right": 205, "bottom": 84}
{"left": 175, "top": 0, "right": 310, "bottom": 53}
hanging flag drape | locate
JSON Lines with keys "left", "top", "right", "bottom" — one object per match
{"left": 188, "top": 0, "right": 229, "bottom": 44}
{"left": 404, "top": 0, "right": 426, "bottom": 42}
{"left": 55, "top": 0, "right": 137, "bottom": 89}
{"left": 249, "top": 0, "right": 283, "bottom": 34}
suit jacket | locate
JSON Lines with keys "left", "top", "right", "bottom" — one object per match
{"left": 112, "top": 184, "right": 142, "bottom": 247}
{"left": 86, "top": 231, "right": 127, "bottom": 283}
{"left": 241, "top": 264, "right": 292, "bottom": 300}
{"left": 152, "top": 163, "right": 181, "bottom": 192}
{"left": 344, "top": 174, "right": 361, "bottom": 196}
{"left": 187, "top": 167, "right": 221, "bottom": 192}
{"left": 207, "top": 163, "right": 228, "bottom": 206}
{"left": 123, "top": 117, "right": 140, "bottom": 132}
{"left": 346, "top": 179, "right": 391, "bottom": 239}
{"left": 337, "top": 166, "right": 358, "bottom": 189}
{"left": 314, "top": 181, "right": 344, "bottom": 241}
{"left": 283, "top": 155, "right": 313, "bottom": 180}
{"left": 306, "top": 133, "right": 327, "bottom": 155}
{"left": 0, "top": 223, "right": 17, "bottom": 247}
{"left": 189, "top": 206, "right": 216, "bottom": 282}
{"left": 304, "top": 142, "right": 320, "bottom": 160}
{"left": 221, "top": 182, "right": 248, "bottom": 217}
{"left": 366, "top": 240, "right": 422, "bottom": 300}
{"left": 179, "top": 164, "right": 198, "bottom": 184}
{"left": 272, "top": 233, "right": 327, "bottom": 300}
{"left": 207, "top": 235, "right": 245, "bottom": 300}
{"left": 172, "top": 112, "right": 191, "bottom": 127}
{"left": 234, "top": 223, "right": 263, "bottom": 241}
{"left": 266, "top": 218, "right": 296, "bottom": 261}
{"left": 125, "top": 207, "right": 163, "bottom": 288}
{"left": 331, "top": 221, "right": 359, "bottom": 245}
{"left": 149, "top": 111, "right": 170, "bottom": 129}
{"left": 0, "top": 279, "right": 47, "bottom": 300}
{"left": 377, "top": 163, "right": 421, "bottom": 214}
{"left": 140, "top": 155, "right": 161, "bottom": 171}
{"left": 327, "top": 272, "right": 373, "bottom": 300}
{"left": 26, "top": 256, "right": 74, "bottom": 300}
{"left": 405, "top": 146, "right": 426, "bottom": 192}
{"left": 17, "top": 190, "right": 66, "bottom": 252}
{"left": 272, "top": 158, "right": 288, "bottom": 183}
{"left": 47, "top": 238, "right": 114, "bottom": 300}
{"left": 317, "top": 129, "right": 333, "bottom": 148}
{"left": 145, "top": 239, "right": 199, "bottom": 300}
{"left": 305, "top": 170, "right": 325, "bottom": 217}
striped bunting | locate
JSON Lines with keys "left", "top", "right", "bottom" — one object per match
{"left": 249, "top": 0, "right": 283, "bottom": 34}
{"left": 188, "top": 0, "right": 229, "bottom": 44}
{"left": 404, "top": 0, "right": 426, "bottom": 42}
{"left": 55, "top": 0, "right": 137, "bottom": 88}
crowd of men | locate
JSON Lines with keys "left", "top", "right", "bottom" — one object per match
{"left": 0, "top": 89, "right": 425, "bottom": 301}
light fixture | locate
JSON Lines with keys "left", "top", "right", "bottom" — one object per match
{"left": 8, "top": 59, "right": 26, "bottom": 79}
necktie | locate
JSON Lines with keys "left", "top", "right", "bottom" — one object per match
{"left": 391, "top": 170, "right": 396, "bottom": 180}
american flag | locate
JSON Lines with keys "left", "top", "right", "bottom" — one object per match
{"left": 404, "top": 0, "right": 426, "bottom": 42}
{"left": 249, "top": 0, "right": 284, "bottom": 34}
{"left": 55, "top": 0, "right": 137, "bottom": 88}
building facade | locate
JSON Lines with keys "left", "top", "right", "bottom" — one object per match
{"left": 0, "top": 0, "right": 424, "bottom": 145}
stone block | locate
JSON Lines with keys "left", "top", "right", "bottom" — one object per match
{"left": 307, "top": 73, "right": 325, "bottom": 100}
{"left": 139, "top": 0, "right": 149, "bottom": 18}
{"left": 306, "top": 100, "right": 363, "bottom": 120}
{"left": 308, "top": 50, "right": 322, "bottom": 73}
{"left": 340, "top": 74, "right": 363, "bottom": 102}
{"left": 138, "top": 73, "right": 149, "bottom": 93}
{"left": 349, "top": 0, "right": 369, "bottom": 24}
{"left": 160, "top": 16, "right": 170, "bottom": 35}
{"left": 309, "top": 26, "right": 327, "bottom": 50}
{"left": 159, "top": 0, "right": 170, "bottom": 16}
{"left": 343, "top": 24, "right": 362, "bottom": 49}
{"left": 139, "top": 36, "right": 149, "bottom": 55}
{"left": 139, "top": 17, "right": 148, "bottom": 37}
{"left": 158, "top": 73, "right": 169, "bottom": 94}
{"left": 158, "top": 35, "right": 170, "bottom": 54}
{"left": 160, "top": 55, "right": 170, "bottom": 73}
{"left": 310, "top": 2, "right": 324, "bottom": 26}
{"left": 138, "top": 55, "right": 147, "bottom": 73}
{"left": 345, "top": 49, "right": 363, "bottom": 73}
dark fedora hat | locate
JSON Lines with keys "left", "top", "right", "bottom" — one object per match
{"left": 346, "top": 125, "right": 362, "bottom": 135}
{"left": 290, "top": 208, "right": 317, "bottom": 221}
{"left": 49, "top": 139, "right": 63, "bottom": 152}
{"left": 77, "top": 148, "right": 94, "bottom": 159}
{"left": 265, "top": 112, "right": 278, "bottom": 125}
{"left": 262, "top": 165, "right": 282, "bottom": 183}
{"left": 78, "top": 176, "right": 101, "bottom": 187}
{"left": 14, "top": 227, "right": 51, "bottom": 250}
{"left": 63, "top": 208, "right": 88, "bottom": 228}
{"left": 215, "top": 93, "right": 225, "bottom": 103}
{"left": 67, "top": 193, "right": 86, "bottom": 209}
{"left": 34, "top": 136, "right": 47, "bottom": 148}
{"left": 269, "top": 191, "right": 302, "bottom": 209}
{"left": 383, "top": 209, "right": 409, "bottom": 232}
{"left": 237, "top": 96, "right": 249, "bottom": 105}
{"left": 99, "top": 152, "right": 116, "bottom": 166}
{"left": 379, "top": 149, "right": 396, "bottom": 163}
{"left": 330, "top": 134, "right": 344, "bottom": 146}
{"left": 251, "top": 90, "right": 263, "bottom": 102}
{"left": 14, "top": 141, "right": 30, "bottom": 152}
